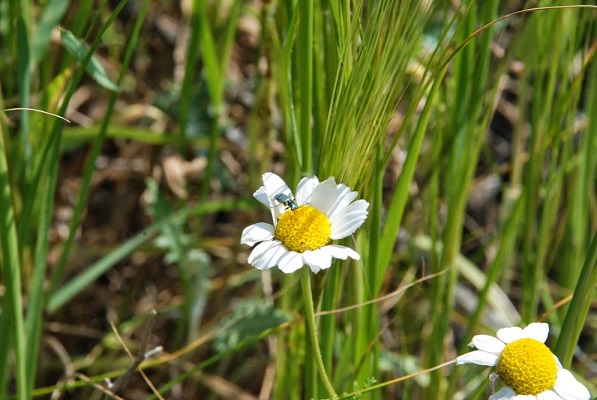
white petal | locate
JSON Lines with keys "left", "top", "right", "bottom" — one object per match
{"left": 254, "top": 186, "right": 273, "bottom": 208}
{"left": 277, "top": 251, "right": 305, "bottom": 273}
{"left": 261, "top": 172, "right": 291, "bottom": 197}
{"left": 327, "top": 189, "right": 358, "bottom": 219}
{"left": 241, "top": 223, "right": 274, "bottom": 246}
{"left": 303, "top": 249, "right": 332, "bottom": 274}
{"left": 323, "top": 185, "right": 357, "bottom": 219}
{"left": 256, "top": 243, "right": 289, "bottom": 270}
{"left": 456, "top": 350, "right": 499, "bottom": 366}
{"left": 310, "top": 177, "right": 341, "bottom": 216}
{"left": 322, "top": 244, "right": 360, "bottom": 261}
{"left": 489, "top": 386, "right": 517, "bottom": 400}
{"left": 496, "top": 326, "right": 524, "bottom": 344}
{"left": 257, "top": 172, "right": 294, "bottom": 213}
{"left": 536, "top": 391, "right": 562, "bottom": 400}
{"left": 254, "top": 173, "right": 293, "bottom": 220}
{"left": 329, "top": 199, "right": 369, "bottom": 239}
{"left": 248, "top": 240, "right": 285, "bottom": 269}
{"left": 521, "top": 322, "right": 549, "bottom": 343}
{"left": 295, "top": 176, "right": 319, "bottom": 205}
{"left": 513, "top": 395, "right": 537, "bottom": 400}
{"left": 552, "top": 369, "right": 591, "bottom": 400}
{"left": 469, "top": 334, "right": 506, "bottom": 355}
{"left": 247, "top": 240, "right": 276, "bottom": 263}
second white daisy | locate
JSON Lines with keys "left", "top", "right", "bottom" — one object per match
{"left": 457, "top": 322, "right": 590, "bottom": 400}
{"left": 241, "top": 172, "right": 369, "bottom": 274}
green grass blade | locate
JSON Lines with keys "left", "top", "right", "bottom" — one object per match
{"left": 178, "top": 0, "right": 202, "bottom": 150}
{"left": 0, "top": 111, "right": 28, "bottom": 400}
{"left": 555, "top": 231, "right": 597, "bottom": 367}
{"left": 24, "top": 146, "right": 56, "bottom": 392}
{"left": 0, "top": 300, "right": 11, "bottom": 395}
{"left": 197, "top": 0, "right": 222, "bottom": 107}
{"left": 297, "top": 0, "right": 313, "bottom": 174}
{"left": 17, "top": 15, "right": 31, "bottom": 164}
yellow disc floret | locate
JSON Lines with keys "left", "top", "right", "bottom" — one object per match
{"left": 497, "top": 338, "right": 558, "bottom": 395}
{"left": 275, "top": 205, "right": 331, "bottom": 253}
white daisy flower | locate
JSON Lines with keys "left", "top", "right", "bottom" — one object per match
{"left": 240, "top": 172, "right": 369, "bottom": 274}
{"left": 457, "top": 322, "right": 591, "bottom": 400}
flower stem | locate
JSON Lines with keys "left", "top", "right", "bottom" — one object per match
{"left": 300, "top": 265, "right": 338, "bottom": 399}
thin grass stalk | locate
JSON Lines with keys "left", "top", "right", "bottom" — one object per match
{"left": 69, "top": 1, "right": 94, "bottom": 38}
{"left": 17, "top": 16, "right": 31, "bottom": 166}
{"left": 297, "top": 0, "right": 313, "bottom": 174}
{"left": 367, "top": 147, "right": 383, "bottom": 302}
{"left": 304, "top": 322, "right": 319, "bottom": 398}
{"left": 274, "top": 280, "right": 302, "bottom": 400}
{"left": 24, "top": 137, "right": 57, "bottom": 390}
{"left": 555, "top": 231, "right": 597, "bottom": 367}
{"left": 320, "top": 261, "right": 341, "bottom": 382}
{"left": 428, "top": 98, "right": 442, "bottom": 367}
{"left": 0, "top": 306, "right": 10, "bottom": 396}
{"left": 310, "top": 3, "right": 327, "bottom": 172}
{"left": 301, "top": 266, "right": 338, "bottom": 398}
{"left": 4, "top": 0, "right": 19, "bottom": 100}
{"left": 0, "top": 111, "right": 28, "bottom": 400}
{"left": 178, "top": 0, "right": 202, "bottom": 153}
{"left": 349, "top": 243, "right": 368, "bottom": 390}
{"left": 0, "top": 85, "right": 12, "bottom": 395}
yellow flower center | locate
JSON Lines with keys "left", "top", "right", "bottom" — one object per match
{"left": 275, "top": 205, "right": 331, "bottom": 253}
{"left": 497, "top": 338, "right": 558, "bottom": 395}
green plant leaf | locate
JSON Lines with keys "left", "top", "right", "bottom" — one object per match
{"left": 59, "top": 27, "right": 119, "bottom": 92}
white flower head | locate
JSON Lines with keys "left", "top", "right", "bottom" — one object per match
{"left": 240, "top": 172, "right": 369, "bottom": 274}
{"left": 457, "top": 322, "right": 591, "bottom": 400}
